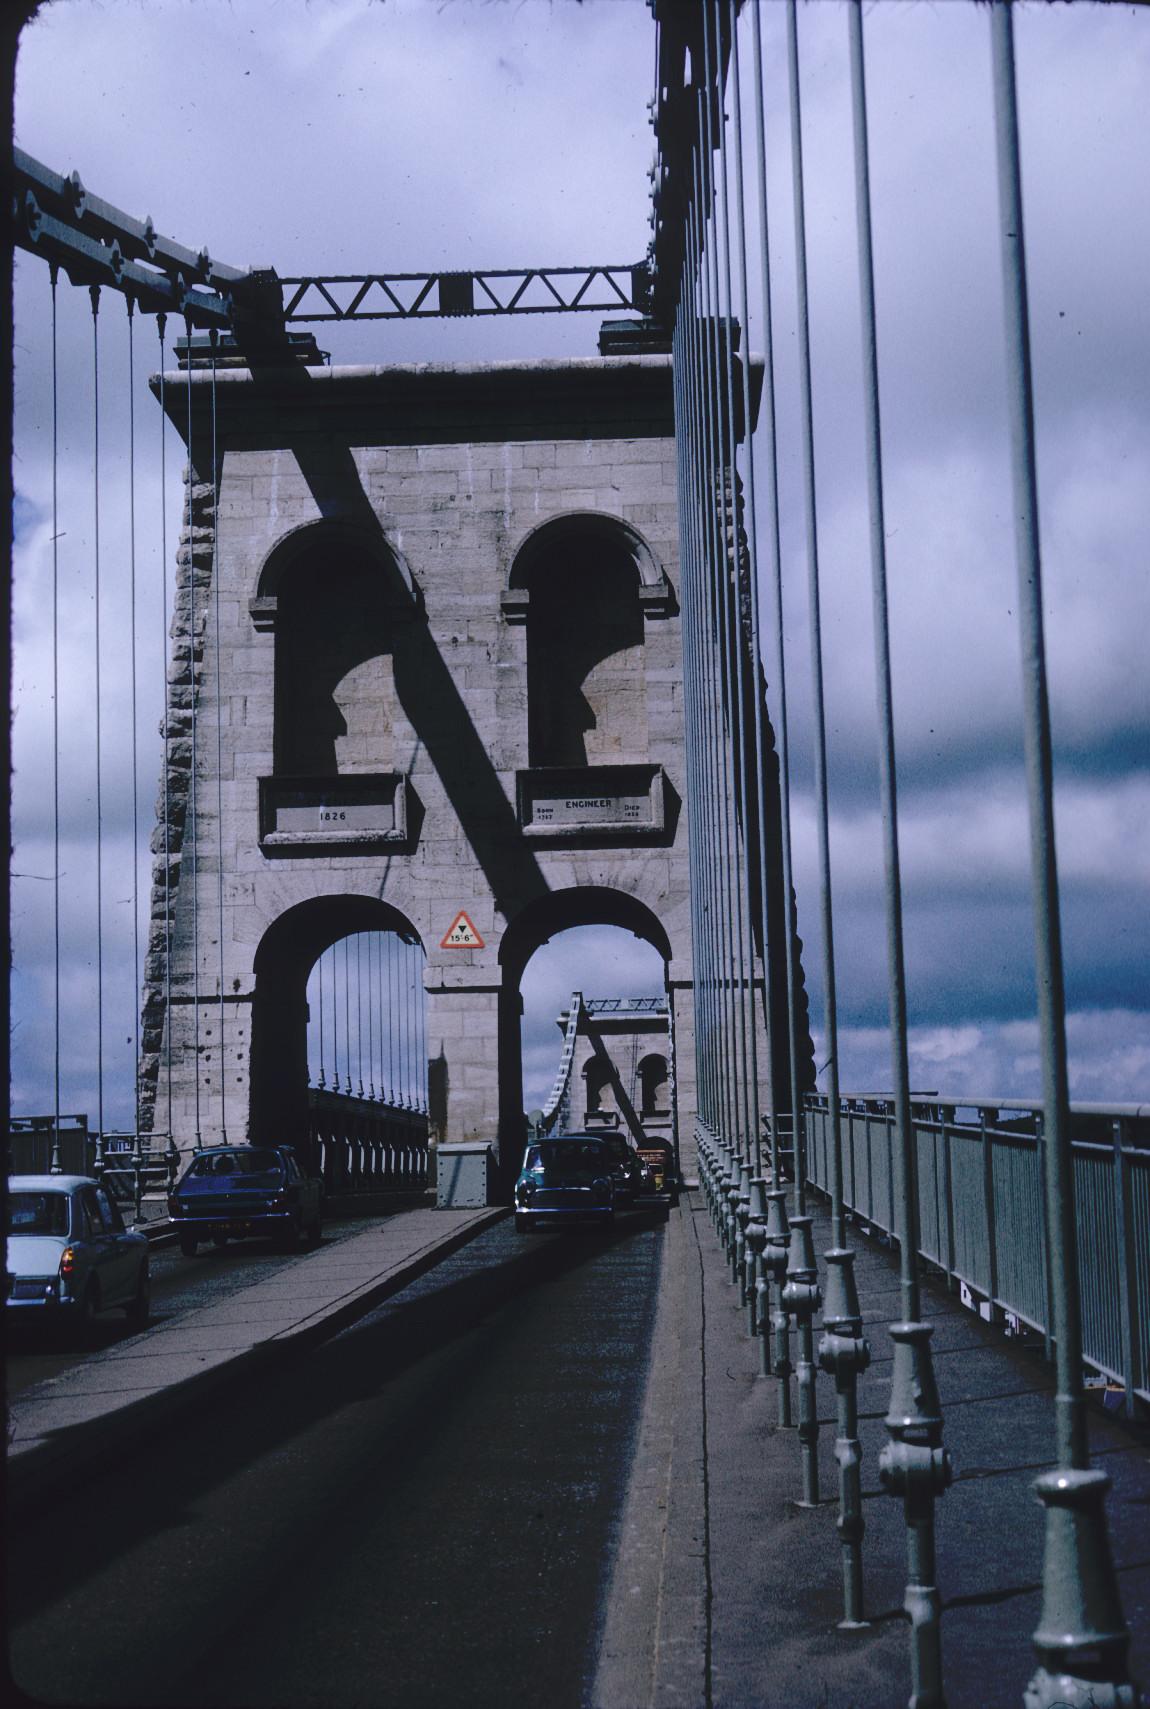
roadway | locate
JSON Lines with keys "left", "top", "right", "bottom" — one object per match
{"left": 7, "top": 1213, "right": 667, "bottom": 1709}
{"left": 5, "top": 1210, "right": 418, "bottom": 1399}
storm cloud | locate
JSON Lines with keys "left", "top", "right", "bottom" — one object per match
{"left": 10, "top": 0, "right": 1147, "bottom": 1124}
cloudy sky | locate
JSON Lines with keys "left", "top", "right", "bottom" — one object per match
{"left": 10, "top": 0, "right": 1148, "bottom": 1130}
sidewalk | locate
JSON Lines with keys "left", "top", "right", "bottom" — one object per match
{"left": 595, "top": 1192, "right": 1149, "bottom": 1709}
{"left": 7, "top": 1205, "right": 506, "bottom": 1510}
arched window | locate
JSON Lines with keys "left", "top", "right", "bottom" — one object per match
{"left": 638, "top": 1053, "right": 669, "bottom": 1117}
{"left": 521, "top": 518, "right": 650, "bottom": 768}
{"left": 583, "top": 1056, "right": 615, "bottom": 1115}
{"left": 274, "top": 548, "right": 396, "bottom": 777}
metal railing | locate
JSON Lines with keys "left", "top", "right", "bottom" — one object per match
{"left": 8, "top": 1119, "right": 178, "bottom": 1222}
{"left": 308, "top": 1087, "right": 429, "bottom": 1197}
{"left": 540, "top": 993, "right": 584, "bottom": 1134}
{"left": 805, "top": 1094, "right": 1150, "bottom": 1416}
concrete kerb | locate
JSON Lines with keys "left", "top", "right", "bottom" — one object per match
{"left": 592, "top": 1190, "right": 710, "bottom": 1709}
{"left": 7, "top": 1207, "right": 508, "bottom": 1516}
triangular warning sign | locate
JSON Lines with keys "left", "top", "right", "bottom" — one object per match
{"left": 440, "top": 911, "right": 485, "bottom": 949}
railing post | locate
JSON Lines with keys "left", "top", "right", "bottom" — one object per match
{"left": 736, "top": 1161, "right": 753, "bottom": 1299}
{"left": 819, "top": 1242, "right": 871, "bottom": 1628}
{"left": 782, "top": 1213, "right": 821, "bottom": 1507}
{"left": 746, "top": 1176, "right": 769, "bottom": 1339}
{"left": 764, "top": 1186, "right": 792, "bottom": 1419}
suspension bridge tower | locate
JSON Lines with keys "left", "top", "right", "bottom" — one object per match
{"left": 138, "top": 330, "right": 779, "bottom": 1181}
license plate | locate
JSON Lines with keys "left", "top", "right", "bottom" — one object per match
{"left": 228, "top": 1221, "right": 250, "bottom": 1234}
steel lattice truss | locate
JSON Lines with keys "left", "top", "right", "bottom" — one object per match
{"left": 280, "top": 266, "right": 649, "bottom": 322}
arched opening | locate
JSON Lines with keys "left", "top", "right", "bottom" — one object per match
{"left": 514, "top": 515, "right": 652, "bottom": 768}
{"left": 276, "top": 555, "right": 396, "bottom": 776}
{"left": 638, "top": 1053, "right": 670, "bottom": 1117}
{"left": 500, "top": 888, "right": 675, "bottom": 1180}
{"left": 251, "top": 897, "right": 427, "bottom": 1190}
{"left": 254, "top": 520, "right": 417, "bottom": 781}
{"left": 583, "top": 1056, "right": 615, "bottom": 1116}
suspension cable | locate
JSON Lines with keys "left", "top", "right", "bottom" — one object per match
{"left": 750, "top": 0, "right": 802, "bottom": 1186}
{"left": 366, "top": 931, "right": 375, "bottom": 1098}
{"left": 318, "top": 951, "right": 326, "bottom": 1089}
{"left": 49, "top": 266, "right": 62, "bottom": 1174}
{"left": 184, "top": 312, "right": 201, "bottom": 1145}
{"left": 209, "top": 328, "right": 227, "bottom": 1142}
{"left": 157, "top": 313, "right": 175, "bottom": 1156}
{"left": 356, "top": 933, "right": 364, "bottom": 1096}
{"left": 343, "top": 935, "right": 352, "bottom": 1098}
{"left": 710, "top": 0, "right": 761, "bottom": 1177}
{"left": 730, "top": 0, "right": 777, "bottom": 1185}
{"left": 331, "top": 942, "right": 340, "bottom": 1093}
{"left": 127, "top": 296, "right": 141, "bottom": 1148}
{"left": 386, "top": 932, "right": 395, "bottom": 1105}
{"left": 786, "top": 0, "right": 838, "bottom": 1223}
{"left": 90, "top": 285, "right": 105, "bottom": 1170}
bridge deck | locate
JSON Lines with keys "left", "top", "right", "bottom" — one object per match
{"left": 597, "top": 1193, "right": 1150, "bottom": 1708}
{"left": 8, "top": 1194, "right": 1147, "bottom": 1703}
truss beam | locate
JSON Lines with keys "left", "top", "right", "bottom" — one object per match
{"left": 14, "top": 148, "right": 649, "bottom": 334}
{"left": 277, "top": 265, "right": 649, "bottom": 322}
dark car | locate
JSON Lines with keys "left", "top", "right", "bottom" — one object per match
{"left": 514, "top": 1137, "right": 617, "bottom": 1232}
{"left": 591, "top": 1131, "right": 646, "bottom": 1202}
{"left": 168, "top": 1145, "right": 322, "bottom": 1255}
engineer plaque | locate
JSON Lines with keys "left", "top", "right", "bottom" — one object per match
{"left": 516, "top": 765, "right": 667, "bottom": 843}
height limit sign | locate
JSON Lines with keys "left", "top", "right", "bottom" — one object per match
{"left": 440, "top": 911, "right": 485, "bottom": 949}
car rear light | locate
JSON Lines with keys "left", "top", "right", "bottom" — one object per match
{"left": 59, "top": 1245, "right": 76, "bottom": 1277}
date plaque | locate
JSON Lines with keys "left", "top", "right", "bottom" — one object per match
{"left": 260, "top": 774, "right": 407, "bottom": 849}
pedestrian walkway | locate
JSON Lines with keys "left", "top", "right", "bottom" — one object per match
{"left": 7, "top": 1205, "right": 504, "bottom": 1508}
{"left": 595, "top": 1193, "right": 1149, "bottom": 1709}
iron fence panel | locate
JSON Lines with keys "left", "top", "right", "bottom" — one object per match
{"left": 990, "top": 1129, "right": 1047, "bottom": 1329}
{"left": 806, "top": 1097, "right": 1147, "bottom": 1405}
{"left": 948, "top": 1126, "right": 992, "bottom": 1296}
{"left": 1074, "top": 1145, "right": 1123, "bottom": 1385}
{"left": 916, "top": 1117, "right": 943, "bottom": 1268}
{"left": 1131, "top": 1153, "right": 1150, "bottom": 1402}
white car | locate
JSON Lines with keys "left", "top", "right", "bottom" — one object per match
{"left": 6, "top": 1174, "right": 150, "bottom": 1329}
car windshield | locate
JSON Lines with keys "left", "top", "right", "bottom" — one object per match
{"left": 187, "top": 1149, "right": 283, "bottom": 1178}
{"left": 523, "top": 1142, "right": 610, "bottom": 1182}
{"left": 7, "top": 1192, "right": 70, "bottom": 1237}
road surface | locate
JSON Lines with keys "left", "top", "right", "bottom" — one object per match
{"left": 8, "top": 1212, "right": 667, "bottom": 1709}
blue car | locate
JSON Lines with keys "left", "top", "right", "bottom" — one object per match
{"left": 514, "top": 1136, "right": 616, "bottom": 1232}
{"left": 168, "top": 1145, "right": 323, "bottom": 1255}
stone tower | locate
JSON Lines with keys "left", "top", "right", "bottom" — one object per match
{"left": 140, "top": 348, "right": 760, "bottom": 1180}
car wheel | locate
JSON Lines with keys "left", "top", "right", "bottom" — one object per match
{"left": 125, "top": 1262, "right": 150, "bottom": 1326}
{"left": 178, "top": 1231, "right": 199, "bottom": 1257}
{"left": 73, "top": 1280, "right": 101, "bottom": 1345}
{"left": 276, "top": 1216, "right": 302, "bottom": 1252}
